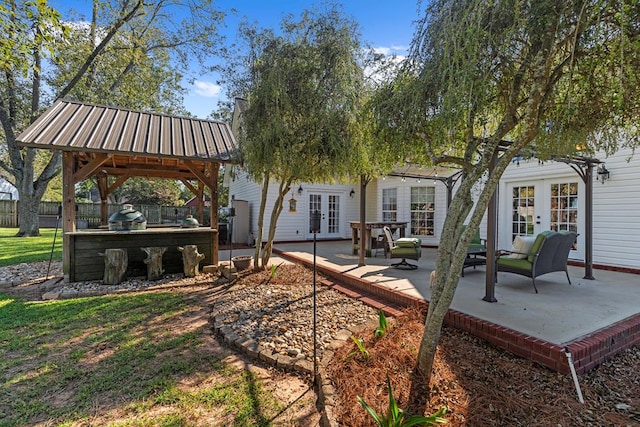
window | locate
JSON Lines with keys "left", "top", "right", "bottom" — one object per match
{"left": 550, "top": 182, "right": 578, "bottom": 234}
{"left": 512, "top": 185, "right": 535, "bottom": 241}
{"left": 382, "top": 188, "right": 397, "bottom": 222}
{"left": 410, "top": 187, "right": 435, "bottom": 236}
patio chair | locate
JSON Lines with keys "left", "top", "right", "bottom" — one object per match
{"left": 458, "top": 224, "right": 487, "bottom": 251}
{"left": 496, "top": 230, "right": 577, "bottom": 293}
{"left": 383, "top": 226, "right": 422, "bottom": 270}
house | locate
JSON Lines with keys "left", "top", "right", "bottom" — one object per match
{"left": 227, "top": 147, "right": 640, "bottom": 272}
{"left": 0, "top": 177, "right": 18, "bottom": 200}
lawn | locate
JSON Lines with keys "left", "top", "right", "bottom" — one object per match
{"left": 0, "top": 228, "right": 63, "bottom": 267}
{"left": 0, "top": 230, "right": 315, "bottom": 425}
{"left": 0, "top": 289, "right": 299, "bottom": 426}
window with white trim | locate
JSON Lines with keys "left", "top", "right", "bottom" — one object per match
{"left": 382, "top": 188, "right": 397, "bottom": 222}
{"left": 410, "top": 187, "right": 435, "bottom": 236}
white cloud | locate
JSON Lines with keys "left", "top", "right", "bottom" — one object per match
{"left": 193, "top": 81, "right": 221, "bottom": 98}
{"left": 372, "top": 45, "right": 409, "bottom": 56}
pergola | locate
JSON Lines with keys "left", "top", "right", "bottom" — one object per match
{"left": 362, "top": 153, "right": 602, "bottom": 303}
{"left": 17, "top": 99, "right": 239, "bottom": 280}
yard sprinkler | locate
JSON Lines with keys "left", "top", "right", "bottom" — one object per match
{"left": 310, "top": 210, "right": 321, "bottom": 387}
{"left": 46, "top": 205, "right": 62, "bottom": 280}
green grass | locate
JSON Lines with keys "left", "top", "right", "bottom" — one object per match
{"left": 0, "top": 291, "right": 286, "bottom": 426}
{"left": 0, "top": 228, "right": 63, "bottom": 267}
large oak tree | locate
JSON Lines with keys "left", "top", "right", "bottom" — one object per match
{"left": 0, "top": 0, "right": 225, "bottom": 236}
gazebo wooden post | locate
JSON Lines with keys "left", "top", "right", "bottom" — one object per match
{"left": 208, "top": 162, "right": 220, "bottom": 265}
{"left": 196, "top": 182, "right": 204, "bottom": 225}
{"left": 62, "top": 151, "right": 77, "bottom": 282}
{"left": 97, "top": 172, "right": 109, "bottom": 226}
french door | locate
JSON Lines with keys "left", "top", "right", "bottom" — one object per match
{"left": 507, "top": 180, "right": 583, "bottom": 260}
{"left": 307, "top": 192, "right": 342, "bottom": 239}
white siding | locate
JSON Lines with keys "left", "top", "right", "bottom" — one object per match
{"left": 377, "top": 176, "right": 445, "bottom": 245}
{"left": 228, "top": 168, "right": 360, "bottom": 242}
{"left": 500, "top": 149, "right": 640, "bottom": 270}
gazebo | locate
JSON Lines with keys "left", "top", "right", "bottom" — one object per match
{"left": 18, "top": 99, "right": 239, "bottom": 282}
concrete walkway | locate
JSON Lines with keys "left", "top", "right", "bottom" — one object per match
{"left": 221, "top": 240, "right": 640, "bottom": 373}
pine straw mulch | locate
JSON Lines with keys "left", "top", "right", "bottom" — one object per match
{"left": 326, "top": 308, "right": 640, "bottom": 426}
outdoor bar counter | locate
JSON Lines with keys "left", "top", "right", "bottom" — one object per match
{"left": 65, "top": 227, "right": 217, "bottom": 282}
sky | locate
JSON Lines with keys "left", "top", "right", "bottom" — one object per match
{"left": 49, "top": 0, "right": 423, "bottom": 119}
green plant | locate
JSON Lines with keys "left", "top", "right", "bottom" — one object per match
{"left": 344, "top": 335, "right": 370, "bottom": 361}
{"left": 270, "top": 262, "right": 284, "bottom": 279}
{"left": 358, "top": 376, "right": 447, "bottom": 426}
{"left": 374, "top": 309, "right": 389, "bottom": 338}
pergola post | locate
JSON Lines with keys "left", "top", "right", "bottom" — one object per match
{"left": 484, "top": 150, "right": 499, "bottom": 303}
{"left": 583, "top": 162, "right": 595, "bottom": 279}
{"left": 358, "top": 174, "right": 367, "bottom": 267}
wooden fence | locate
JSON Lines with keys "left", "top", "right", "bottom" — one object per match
{"left": 0, "top": 200, "right": 202, "bottom": 228}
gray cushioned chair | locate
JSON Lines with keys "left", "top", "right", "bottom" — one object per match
{"left": 496, "top": 230, "right": 577, "bottom": 293}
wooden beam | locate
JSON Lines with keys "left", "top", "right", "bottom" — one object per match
{"left": 208, "top": 162, "right": 219, "bottom": 265}
{"left": 180, "top": 178, "right": 199, "bottom": 196}
{"left": 100, "top": 166, "right": 196, "bottom": 180}
{"left": 107, "top": 175, "right": 130, "bottom": 195}
{"left": 72, "top": 153, "right": 109, "bottom": 183}
{"left": 62, "top": 151, "right": 76, "bottom": 282}
{"left": 196, "top": 182, "right": 204, "bottom": 225}
{"left": 97, "top": 173, "right": 109, "bottom": 226}
{"left": 184, "top": 160, "right": 216, "bottom": 190}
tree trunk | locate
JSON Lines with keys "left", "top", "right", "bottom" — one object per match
{"left": 178, "top": 245, "right": 205, "bottom": 277}
{"left": 99, "top": 248, "right": 128, "bottom": 285}
{"left": 253, "top": 172, "right": 270, "bottom": 271}
{"left": 261, "top": 177, "right": 291, "bottom": 268}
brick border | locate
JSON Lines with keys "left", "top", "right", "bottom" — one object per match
{"left": 274, "top": 248, "right": 640, "bottom": 376}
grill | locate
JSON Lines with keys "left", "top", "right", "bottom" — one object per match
{"left": 108, "top": 204, "right": 147, "bottom": 231}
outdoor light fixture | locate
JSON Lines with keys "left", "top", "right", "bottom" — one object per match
{"left": 597, "top": 163, "right": 610, "bottom": 184}
{"left": 349, "top": 189, "right": 355, "bottom": 198}
{"left": 297, "top": 185, "right": 303, "bottom": 195}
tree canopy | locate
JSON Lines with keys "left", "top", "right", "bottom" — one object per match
{"left": 374, "top": 0, "right": 640, "bottom": 402}
{"left": 0, "top": 0, "right": 226, "bottom": 236}
{"left": 222, "top": 4, "right": 367, "bottom": 267}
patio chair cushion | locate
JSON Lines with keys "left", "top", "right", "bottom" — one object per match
{"left": 496, "top": 257, "right": 531, "bottom": 271}
{"left": 508, "top": 235, "right": 536, "bottom": 259}
{"left": 527, "top": 230, "right": 553, "bottom": 263}
{"left": 460, "top": 225, "right": 486, "bottom": 252}
{"left": 396, "top": 237, "right": 421, "bottom": 248}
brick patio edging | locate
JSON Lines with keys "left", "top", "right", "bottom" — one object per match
{"left": 273, "top": 248, "right": 640, "bottom": 376}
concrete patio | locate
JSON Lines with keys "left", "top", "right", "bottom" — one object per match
{"left": 221, "top": 240, "right": 640, "bottom": 374}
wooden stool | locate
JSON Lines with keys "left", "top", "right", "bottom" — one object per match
{"left": 98, "top": 248, "right": 128, "bottom": 285}
{"left": 178, "top": 245, "right": 205, "bottom": 277}
{"left": 141, "top": 247, "right": 167, "bottom": 280}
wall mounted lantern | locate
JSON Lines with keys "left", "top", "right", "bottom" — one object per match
{"left": 349, "top": 189, "right": 355, "bottom": 198}
{"left": 597, "top": 163, "right": 610, "bottom": 184}
{"left": 297, "top": 185, "right": 303, "bottom": 195}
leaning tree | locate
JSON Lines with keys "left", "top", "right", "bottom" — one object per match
{"left": 373, "top": 0, "right": 640, "bottom": 400}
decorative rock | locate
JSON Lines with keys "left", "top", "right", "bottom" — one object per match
{"left": 202, "top": 264, "right": 218, "bottom": 274}
{"left": 41, "top": 291, "right": 61, "bottom": 300}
